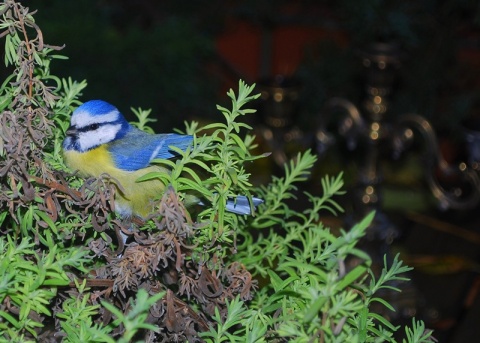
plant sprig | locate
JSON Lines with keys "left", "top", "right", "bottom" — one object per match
{"left": 136, "top": 80, "right": 266, "bottom": 262}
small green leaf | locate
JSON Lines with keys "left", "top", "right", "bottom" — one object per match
{"left": 280, "top": 261, "right": 327, "bottom": 282}
{"left": 0, "top": 310, "right": 21, "bottom": 328}
{"left": 304, "top": 296, "right": 328, "bottom": 322}
{"left": 337, "top": 264, "right": 368, "bottom": 291}
{"left": 369, "top": 312, "right": 399, "bottom": 332}
{"left": 370, "top": 297, "right": 396, "bottom": 312}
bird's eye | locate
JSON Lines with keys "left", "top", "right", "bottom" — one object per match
{"left": 89, "top": 123, "right": 100, "bottom": 130}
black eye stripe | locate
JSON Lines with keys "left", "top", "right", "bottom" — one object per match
{"left": 77, "top": 122, "right": 103, "bottom": 133}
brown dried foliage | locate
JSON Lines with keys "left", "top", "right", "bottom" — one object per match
{"left": 0, "top": 1, "right": 257, "bottom": 341}
{"left": 84, "top": 188, "right": 257, "bottom": 341}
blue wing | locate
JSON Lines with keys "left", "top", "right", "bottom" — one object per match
{"left": 108, "top": 127, "right": 193, "bottom": 171}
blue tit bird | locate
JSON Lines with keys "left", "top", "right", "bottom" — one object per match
{"left": 62, "top": 100, "right": 261, "bottom": 220}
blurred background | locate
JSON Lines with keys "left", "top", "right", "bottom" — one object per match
{"left": 33, "top": 1, "right": 480, "bottom": 341}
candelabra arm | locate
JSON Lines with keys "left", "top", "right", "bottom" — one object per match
{"left": 327, "top": 97, "right": 364, "bottom": 129}
{"left": 395, "top": 114, "right": 480, "bottom": 210}
{"left": 316, "top": 97, "right": 365, "bottom": 155}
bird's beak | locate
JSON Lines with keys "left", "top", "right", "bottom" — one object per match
{"left": 65, "top": 126, "right": 78, "bottom": 137}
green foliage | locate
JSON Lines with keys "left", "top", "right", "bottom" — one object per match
{"left": 403, "top": 319, "right": 435, "bottom": 343}
{"left": 0, "top": 1, "right": 436, "bottom": 342}
{"left": 0, "top": 236, "right": 90, "bottom": 340}
{"left": 136, "top": 80, "right": 268, "bottom": 262}
{"left": 56, "top": 280, "right": 113, "bottom": 343}
{"left": 101, "top": 289, "right": 165, "bottom": 343}
{"left": 129, "top": 107, "right": 157, "bottom": 134}
{"left": 199, "top": 296, "right": 249, "bottom": 343}
{"left": 250, "top": 150, "right": 322, "bottom": 229}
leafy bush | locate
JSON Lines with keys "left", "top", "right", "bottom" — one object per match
{"left": 0, "top": 1, "right": 435, "bottom": 342}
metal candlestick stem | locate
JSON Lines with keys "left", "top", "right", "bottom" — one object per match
{"left": 256, "top": 75, "right": 310, "bottom": 167}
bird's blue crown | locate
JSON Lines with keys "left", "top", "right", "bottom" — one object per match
{"left": 77, "top": 100, "right": 119, "bottom": 117}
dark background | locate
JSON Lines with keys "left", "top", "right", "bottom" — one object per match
{"left": 31, "top": 1, "right": 480, "bottom": 341}
{"left": 34, "top": 1, "right": 480, "bottom": 130}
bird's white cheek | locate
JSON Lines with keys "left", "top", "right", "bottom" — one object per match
{"left": 77, "top": 124, "right": 121, "bottom": 151}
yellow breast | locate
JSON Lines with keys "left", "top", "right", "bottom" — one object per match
{"left": 63, "top": 146, "right": 167, "bottom": 218}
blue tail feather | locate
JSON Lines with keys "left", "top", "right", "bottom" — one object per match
{"left": 225, "top": 195, "right": 263, "bottom": 215}
{"left": 197, "top": 195, "right": 263, "bottom": 215}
